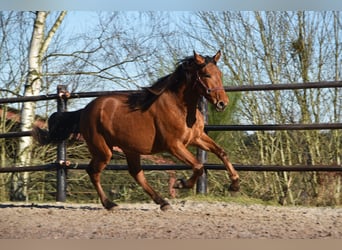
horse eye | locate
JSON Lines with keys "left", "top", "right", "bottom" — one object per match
{"left": 203, "top": 74, "right": 211, "bottom": 78}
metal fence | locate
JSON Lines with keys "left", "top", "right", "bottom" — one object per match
{"left": 0, "top": 81, "right": 341, "bottom": 201}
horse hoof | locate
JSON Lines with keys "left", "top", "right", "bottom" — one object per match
{"left": 173, "top": 179, "right": 187, "bottom": 189}
{"left": 160, "top": 203, "right": 172, "bottom": 211}
{"left": 103, "top": 200, "right": 118, "bottom": 210}
{"left": 228, "top": 181, "right": 240, "bottom": 192}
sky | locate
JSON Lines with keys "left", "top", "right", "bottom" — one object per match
{"left": 62, "top": 11, "right": 100, "bottom": 37}
{"left": 62, "top": 11, "right": 184, "bottom": 40}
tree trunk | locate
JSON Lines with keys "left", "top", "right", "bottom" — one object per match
{"left": 12, "top": 11, "right": 66, "bottom": 201}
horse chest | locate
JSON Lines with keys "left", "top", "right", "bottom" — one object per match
{"left": 183, "top": 123, "right": 203, "bottom": 145}
{"left": 158, "top": 116, "right": 203, "bottom": 146}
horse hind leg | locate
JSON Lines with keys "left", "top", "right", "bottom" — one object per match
{"left": 125, "top": 152, "right": 171, "bottom": 211}
{"left": 86, "top": 163, "right": 117, "bottom": 210}
{"left": 86, "top": 146, "right": 117, "bottom": 210}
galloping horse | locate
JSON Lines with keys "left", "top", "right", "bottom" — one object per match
{"left": 33, "top": 51, "right": 240, "bottom": 211}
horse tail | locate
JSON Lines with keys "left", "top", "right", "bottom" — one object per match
{"left": 32, "top": 109, "right": 83, "bottom": 145}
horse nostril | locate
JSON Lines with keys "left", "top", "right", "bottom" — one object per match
{"left": 216, "top": 101, "right": 227, "bottom": 111}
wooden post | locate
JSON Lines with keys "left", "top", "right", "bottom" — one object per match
{"left": 56, "top": 85, "right": 68, "bottom": 202}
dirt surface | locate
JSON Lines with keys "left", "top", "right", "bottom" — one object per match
{"left": 0, "top": 200, "right": 341, "bottom": 239}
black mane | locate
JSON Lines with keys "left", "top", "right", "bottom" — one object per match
{"left": 126, "top": 73, "right": 177, "bottom": 111}
{"left": 127, "top": 54, "right": 215, "bottom": 111}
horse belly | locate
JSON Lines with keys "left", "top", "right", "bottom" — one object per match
{"left": 100, "top": 107, "right": 160, "bottom": 154}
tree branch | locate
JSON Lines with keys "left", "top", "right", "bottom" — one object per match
{"left": 40, "top": 11, "right": 67, "bottom": 56}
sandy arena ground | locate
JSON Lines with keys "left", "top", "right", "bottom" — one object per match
{"left": 0, "top": 200, "right": 341, "bottom": 239}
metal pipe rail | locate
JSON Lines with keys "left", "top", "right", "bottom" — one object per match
{"left": 224, "top": 81, "right": 342, "bottom": 92}
{"left": 205, "top": 123, "right": 342, "bottom": 132}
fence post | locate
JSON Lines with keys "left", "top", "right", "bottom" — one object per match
{"left": 196, "top": 97, "right": 208, "bottom": 194}
{"left": 56, "top": 85, "right": 68, "bottom": 202}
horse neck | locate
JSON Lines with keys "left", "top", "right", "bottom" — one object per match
{"left": 171, "top": 76, "right": 200, "bottom": 127}
{"left": 183, "top": 83, "right": 200, "bottom": 111}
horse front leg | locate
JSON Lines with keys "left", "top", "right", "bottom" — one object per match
{"left": 169, "top": 143, "right": 205, "bottom": 189}
{"left": 193, "top": 133, "right": 240, "bottom": 192}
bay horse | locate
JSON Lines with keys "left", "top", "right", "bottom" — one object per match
{"left": 33, "top": 51, "right": 240, "bottom": 211}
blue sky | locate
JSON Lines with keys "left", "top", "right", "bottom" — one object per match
{"left": 62, "top": 11, "right": 186, "bottom": 41}
{"left": 63, "top": 11, "right": 100, "bottom": 36}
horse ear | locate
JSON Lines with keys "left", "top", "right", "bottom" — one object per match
{"left": 193, "top": 50, "right": 205, "bottom": 65}
{"left": 213, "top": 50, "right": 221, "bottom": 63}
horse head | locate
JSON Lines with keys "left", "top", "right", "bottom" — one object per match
{"left": 192, "top": 50, "right": 228, "bottom": 111}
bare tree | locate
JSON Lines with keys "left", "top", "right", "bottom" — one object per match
{"left": 11, "top": 11, "right": 67, "bottom": 201}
